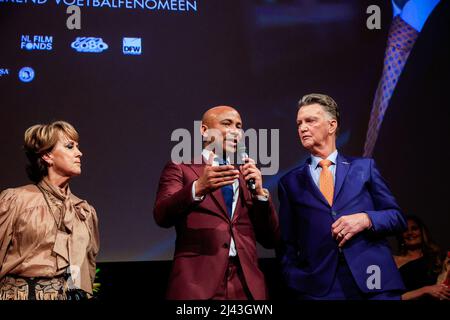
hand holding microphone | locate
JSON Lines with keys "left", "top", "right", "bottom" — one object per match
{"left": 237, "top": 146, "right": 265, "bottom": 196}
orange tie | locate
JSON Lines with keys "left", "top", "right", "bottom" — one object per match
{"left": 319, "top": 159, "right": 334, "bottom": 206}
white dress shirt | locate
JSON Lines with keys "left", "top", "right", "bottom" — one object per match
{"left": 191, "top": 149, "right": 268, "bottom": 257}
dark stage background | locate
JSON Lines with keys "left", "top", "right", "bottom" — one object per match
{"left": 0, "top": 0, "right": 449, "bottom": 264}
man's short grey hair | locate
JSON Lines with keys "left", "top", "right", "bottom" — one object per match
{"left": 297, "top": 93, "right": 340, "bottom": 131}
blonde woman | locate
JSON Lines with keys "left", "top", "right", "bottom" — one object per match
{"left": 0, "top": 121, "right": 99, "bottom": 300}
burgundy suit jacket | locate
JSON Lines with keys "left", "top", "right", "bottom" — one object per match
{"left": 153, "top": 160, "right": 279, "bottom": 300}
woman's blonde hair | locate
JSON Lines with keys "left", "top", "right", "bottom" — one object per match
{"left": 24, "top": 121, "right": 79, "bottom": 183}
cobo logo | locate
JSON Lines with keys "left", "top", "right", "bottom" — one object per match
{"left": 71, "top": 37, "right": 108, "bottom": 53}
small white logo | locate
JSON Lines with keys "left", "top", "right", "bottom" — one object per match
{"left": 366, "top": 265, "right": 381, "bottom": 290}
{"left": 0, "top": 68, "right": 9, "bottom": 77}
{"left": 71, "top": 37, "right": 108, "bottom": 53}
{"left": 123, "top": 37, "right": 142, "bottom": 55}
{"left": 67, "top": 265, "right": 81, "bottom": 289}
{"left": 21, "top": 35, "right": 53, "bottom": 51}
{"left": 18, "top": 67, "right": 35, "bottom": 83}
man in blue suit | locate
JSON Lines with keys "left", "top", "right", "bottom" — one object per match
{"left": 278, "top": 93, "right": 407, "bottom": 300}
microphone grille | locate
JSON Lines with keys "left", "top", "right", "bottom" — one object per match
{"left": 237, "top": 145, "right": 248, "bottom": 164}
{"left": 237, "top": 145, "right": 247, "bottom": 154}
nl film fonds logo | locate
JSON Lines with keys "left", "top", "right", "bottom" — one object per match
{"left": 71, "top": 37, "right": 108, "bottom": 53}
{"left": 123, "top": 37, "right": 142, "bottom": 55}
{"left": 21, "top": 35, "right": 53, "bottom": 51}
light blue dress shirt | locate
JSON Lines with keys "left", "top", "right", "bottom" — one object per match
{"left": 392, "top": 0, "right": 440, "bottom": 32}
{"left": 309, "top": 150, "right": 338, "bottom": 189}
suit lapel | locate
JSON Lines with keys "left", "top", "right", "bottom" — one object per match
{"left": 333, "top": 154, "right": 350, "bottom": 204}
{"left": 211, "top": 189, "right": 230, "bottom": 219}
{"left": 297, "top": 162, "right": 330, "bottom": 207}
{"left": 297, "top": 154, "right": 351, "bottom": 207}
{"left": 232, "top": 171, "right": 249, "bottom": 223}
{"left": 188, "top": 160, "right": 204, "bottom": 178}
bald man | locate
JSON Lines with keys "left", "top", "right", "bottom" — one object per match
{"left": 154, "top": 106, "right": 279, "bottom": 300}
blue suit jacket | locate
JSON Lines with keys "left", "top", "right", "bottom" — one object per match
{"left": 278, "top": 154, "right": 407, "bottom": 297}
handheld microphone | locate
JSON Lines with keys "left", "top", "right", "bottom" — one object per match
{"left": 237, "top": 145, "right": 256, "bottom": 192}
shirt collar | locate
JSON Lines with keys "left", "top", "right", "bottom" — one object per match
{"left": 38, "top": 177, "right": 71, "bottom": 202}
{"left": 201, "top": 149, "right": 230, "bottom": 166}
{"left": 310, "top": 149, "right": 338, "bottom": 169}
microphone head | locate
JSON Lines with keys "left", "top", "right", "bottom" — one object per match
{"left": 237, "top": 144, "right": 247, "bottom": 155}
{"left": 237, "top": 145, "right": 247, "bottom": 164}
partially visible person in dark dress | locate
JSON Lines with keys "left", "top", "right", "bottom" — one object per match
{"left": 393, "top": 215, "right": 449, "bottom": 300}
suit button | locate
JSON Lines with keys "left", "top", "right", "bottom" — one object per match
{"left": 223, "top": 243, "right": 229, "bottom": 249}
{"left": 331, "top": 210, "right": 337, "bottom": 216}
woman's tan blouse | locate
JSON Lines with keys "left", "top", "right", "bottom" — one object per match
{"left": 0, "top": 179, "right": 99, "bottom": 294}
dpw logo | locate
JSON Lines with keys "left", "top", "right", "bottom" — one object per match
{"left": 71, "top": 37, "right": 108, "bottom": 53}
{"left": 21, "top": 35, "right": 53, "bottom": 51}
{"left": 0, "top": 68, "right": 9, "bottom": 77}
{"left": 123, "top": 38, "right": 142, "bottom": 55}
{"left": 18, "top": 67, "right": 35, "bottom": 83}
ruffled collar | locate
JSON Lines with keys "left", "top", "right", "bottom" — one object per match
{"left": 37, "top": 178, "right": 87, "bottom": 221}
{"left": 38, "top": 178, "right": 69, "bottom": 201}
{"left": 36, "top": 178, "right": 91, "bottom": 291}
